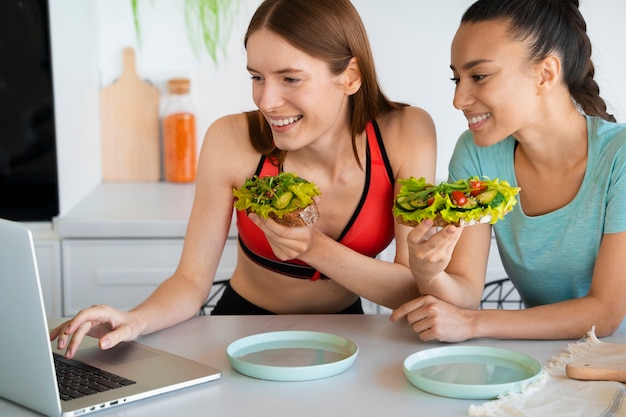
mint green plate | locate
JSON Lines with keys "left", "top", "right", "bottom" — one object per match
{"left": 226, "top": 331, "right": 358, "bottom": 381}
{"left": 403, "top": 346, "right": 542, "bottom": 399}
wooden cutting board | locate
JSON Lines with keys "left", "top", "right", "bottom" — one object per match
{"left": 567, "top": 359, "right": 626, "bottom": 382}
{"left": 101, "top": 46, "right": 160, "bottom": 181}
{"left": 566, "top": 340, "right": 626, "bottom": 382}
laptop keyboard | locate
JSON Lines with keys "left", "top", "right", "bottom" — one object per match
{"left": 53, "top": 353, "right": 136, "bottom": 401}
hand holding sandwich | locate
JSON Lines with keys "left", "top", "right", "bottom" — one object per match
{"left": 406, "top": 218, "right": 464, "bottom": 286}
{"left": 234, "top": 172, "right": 321, "bottom": 261}
{"left": 246, "top": 211, "right": 318, "bottom": 262}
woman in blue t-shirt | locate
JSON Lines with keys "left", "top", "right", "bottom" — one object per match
{"left": 392, "top": 0, "right": 626, "bottom": 342}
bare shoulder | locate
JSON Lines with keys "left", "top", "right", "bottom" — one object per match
{"left": 204, "top": 113, "right": 252, "bottom": 150}
{"left": 197, "top": 112, "right": 261, "bottom": 189}
{"left": 376, "top": 105, "right": 436, "bottom": 145}
{"left": 375, "top": 106, "right": 437, "bottom": 182}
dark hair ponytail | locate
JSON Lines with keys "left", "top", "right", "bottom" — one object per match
{"left": 462, "top": 0, "right": 616, "bottom": 122}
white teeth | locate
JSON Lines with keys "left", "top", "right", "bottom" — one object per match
{"left": 270, "top": 116, "right": 302, "bottom": 126}
{"left": 468, "top": 112, "right": 492, "bottom": 124}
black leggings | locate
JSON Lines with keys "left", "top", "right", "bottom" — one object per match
{"left": 210, "top": 282, "right": 364, "bottom": 315}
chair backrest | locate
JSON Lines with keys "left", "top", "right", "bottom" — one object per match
{"left": 480, "top": 278, "right": 524, "bottom": 310}
{"left": 199, "top": 279, "right": 230, "bottom": 316}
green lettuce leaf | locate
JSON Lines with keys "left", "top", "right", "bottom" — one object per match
{"left": 393, "top": 176, "right": 520, "bottom": 226}
{"left": 233, "top": 172, "right": 320, "bottom": 219}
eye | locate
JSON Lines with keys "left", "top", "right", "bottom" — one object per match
{"left": 249, "top": 74, "right": 263, "bottom": 82}
{"left": 450, "top": 77, "right": 460, "bottom": 85}
{"left": 472, "top": 74, "right": 487, "bottom": 82}
{"left": 284, "top": 77, "right": 300, "bottom": 84}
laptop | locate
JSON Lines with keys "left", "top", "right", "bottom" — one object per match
{"left": 0, "top": 218, "right": 221, "bottom": 416}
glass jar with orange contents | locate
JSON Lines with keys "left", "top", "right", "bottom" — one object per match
{"left": 162, "top": 78, "right": 197, "bottom": 182}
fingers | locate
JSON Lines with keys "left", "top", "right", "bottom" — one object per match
{"left": 390, "top": 297, "right": 438, "bottom": 341}
{"left": 395, "top": 299, "right": 433, "bottom": 330}
{"left": 407, "top": 219, "right": 435, "bottom": 244}
{"left": 97, "top": 325, "right": 131, "bottom": 351}
{"left": 51, "top": 319, "right": 92, "bottom": 358}
{"left": 49, "top": 322, "right": 65, "bottom": 341}
{"left": 64, "top": 321, "right": 95, "bottom": 358}
{"left": 392, "top": 296, "right": 471, "bottom": 343}
{"left": 389, "top": 297, "right": 424, "bottom": 322}
{"left": 50, "top": 305, "right": 126, "bottom": 359}
{"left": 407, "top": 222, "right": 464, "bottom": 281}
{"left": 247, "top": 212, "right": 261, "bottom": 225}
{"left": 248, "top": 212, "right": 313, "bottom": 260}
{"left": 407, "top": 220, "right": 461, "bottom": 246}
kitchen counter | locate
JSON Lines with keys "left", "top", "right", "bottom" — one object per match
{"left": 54, "top": 182, "right": 236, "bottom": 238}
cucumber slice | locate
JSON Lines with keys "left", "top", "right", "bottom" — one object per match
{"left": 476, "top": 190, "right": 498, "bottom": 205}
{"left": 273, "top": 191, "right": 294, "bottom": 209}
{"left": 395, "top": 196, "right": 415, "bottom": 211}
{"left": 409, "top": 198, "right": 429, "bottom": 209}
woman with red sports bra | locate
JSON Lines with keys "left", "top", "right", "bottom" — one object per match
{"left": 51, "top": 0, "right": 436, "bottom": 357}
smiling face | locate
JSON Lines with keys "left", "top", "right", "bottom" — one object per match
{"left": 246, "top": 28, "right": 354, "bottom": 152}
{"left": 450, "top": 20, "right": 541, "bottom": 147}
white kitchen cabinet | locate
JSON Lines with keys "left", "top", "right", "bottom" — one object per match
{"left": 62, "top": 239, "right": 182, "bottom": 316}
{"left": 55, "top": 183, "right": 239, "bottom": 317}
{"left": 61, "top": 238, "right": 237, "bottom": 317}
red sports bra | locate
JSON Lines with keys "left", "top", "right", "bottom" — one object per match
{"left": 236, "top": 121, "right": 395, "bottom": 280}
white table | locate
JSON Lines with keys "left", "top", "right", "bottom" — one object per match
{"left": 3, "top": 314, "right": 625, "bottom": 416}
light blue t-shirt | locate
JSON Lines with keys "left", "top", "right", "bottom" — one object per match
{"left": 449, "top": 116, "right": 626, "bottom": 307}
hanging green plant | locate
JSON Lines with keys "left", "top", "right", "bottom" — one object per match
{"left": 130, "top": 0, "right": 143, "bottom": 46}
{"left": 131, "top": 0, "right": 242, "bottom": 64}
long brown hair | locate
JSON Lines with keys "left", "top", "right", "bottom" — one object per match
{"left": 461, "top": 0, "right": 616, "bottom": 123}
{"left": 244, "top": 0, "right": 407, "bottom": 168}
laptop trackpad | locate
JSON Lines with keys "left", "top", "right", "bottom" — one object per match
{"left": 76, "top": 343, "right": 158, "bottom": 366}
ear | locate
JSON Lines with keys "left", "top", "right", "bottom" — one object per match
{"left": 343, "top": 57, "right": 362, "bottom": 95}
{"left": 536, "top": 54, "right": 561, "bottom": 94}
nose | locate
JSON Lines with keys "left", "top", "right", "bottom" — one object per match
{"left": 452, "top": 80, "right": 474, "bottom": 111}
{"left": 254, "top": 81, "right": 283, "bottom": 113}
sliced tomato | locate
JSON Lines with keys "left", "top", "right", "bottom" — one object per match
{"left": 451, "top": 190, "right": 467, "bottom": 206}
{"left": 469, "top": 180, "right": 487, "bottom": 196}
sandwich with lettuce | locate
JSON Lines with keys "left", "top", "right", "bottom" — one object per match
{"left": 393, "top": 176, "right": 520, "bottom": 227}
{"left": 233, "top": 172, "right": 321, "bottom": 227}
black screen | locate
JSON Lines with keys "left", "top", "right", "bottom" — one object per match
{"left": 0, "top": 0, "right": 59, "bottom": 221}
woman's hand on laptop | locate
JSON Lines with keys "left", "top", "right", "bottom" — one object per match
{"left": 50, "top": 305, "right": 142, "bottom": 359}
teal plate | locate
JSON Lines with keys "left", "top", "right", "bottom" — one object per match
{"left": 403, "top": 346, "right": 542, "bottom": 399}
{"left": 226, "top": 331, "right": 358, "bottom": 381}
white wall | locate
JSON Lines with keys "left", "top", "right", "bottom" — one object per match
{"left": 50, "top": 0, "right": 626, "bottom": 214}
